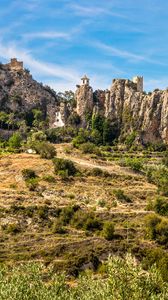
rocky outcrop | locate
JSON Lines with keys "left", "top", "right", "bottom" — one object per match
{"left": 104, "top": 79, "right": 168, "bottom": 144}
{"left": 75, "top": 76, "right": 93, "bottom": 126}
{"left": 0, "top": 59, "right": 59, "bottom": 127}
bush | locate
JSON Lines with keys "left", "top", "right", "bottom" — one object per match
{"left": 2, "top": 223, "right": 21, "bottom": 234}
{"left": 26, "top": 178, "right": 39, "bottom": 191}
{"left": 142, "top": 248, "right": 168, "bottom": 282}
{"left": 113, "top": 189, "right": 132, "bottom": 203}
{"left": 162, "top": 151, "right": 168, "bottom": 167}
{"left": 145, "top": 213, "right": 168, "bottom": 245}
{"left": 42, "top": 174, "right": 56, "bottom": 183}
{"left": 80, "top": 142, "right": 95, "bottom": 154}
{"left": 34, "top": 142, "right": 56, "bottom": 159}
{"left": 53, "top": 158, "right": 77, "bottom": 176}
{"left": 125, "top": 131, "right": 137, "bottom": 148}
{"left": 123, "top": 157, "right": 143, "bottom": 172}
{"left": 145, "top": 213, "right": 161, "bottom": 240}
{"left": 8, "top": 132, "right": 22, "bottom": 149}
{"left": 91, "top": 168, "right": 104, "bottom": 177}
{"left": 147, "top": 167, "right": 168, "bottom": 196}
{"left": 103, "top": 221, "right": 115, "bottom": 240}
{"left": 52, "top": 219, "right": 67, "bottom": 234}
{"left": 0, "top": 256, "right": 168, "bottom": 299}
{"left": 22, "top": 169, "right": 37, "bottom": 180}
{"left": 84, "top": 217, "right": 102, "bottom": 232}
{"left": 154, "top": 197, "right": 168, "bottom": 216}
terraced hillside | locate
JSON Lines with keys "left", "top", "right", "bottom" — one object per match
{"left": 0, "top": 144, "right": 167, "bottom": 276}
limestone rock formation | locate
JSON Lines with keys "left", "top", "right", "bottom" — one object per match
{"left": 75, "top": 75, "right": 93, "bottom": 125}
{"left": 0, "top": 58, "right": 59, "bottom": 127}
{"left": 75, "top": 75, "right": 168, "bottom": 144}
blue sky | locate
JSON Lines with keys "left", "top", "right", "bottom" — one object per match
{"left": 0, "top": 0, "right": 168, "bottom": 92}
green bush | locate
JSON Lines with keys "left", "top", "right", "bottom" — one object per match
{"left": 2, "top": 223, "right": 21, "bottom": 235}
{"left": 145, "top": 213, "right": 161, "bottom": 239}
{"left": 123, "top": 157, "right": 143, "bottom": 172}
{"left": 1, "top": 255, "right": 167, "bottom": 299}
{"left": 52, "top": 219, "right": 67, "bottom": 234}
{"left": 42, "top": 174, "right": 56, "bottom": 183}
{"left": 26, "top": 178, "right": 39, "bottom": 191}
{"left": 146, "top": 167, "right": 168, "bottom": 196}
{"left": 22, "top": 168, "right": 37, "bottom": 180}
{"left": 91, "top": 168, "right": 104, "bottom": 177}
{"left": 34, "top": 142, "right": 56, "bottom": 159}
{"left": 154, "top": 197, "right": 168, "bottom": 216}
{"left": 145, "top": 213, "right": 168, "bottom": 245}
{"left": 53, "top": 158, "right": 77, "bottom": 176}
{"left": 8, "top": 132, "right": 22, "bottom": 149}
{"left": 103, "top": 221, "right": 115, "bottom": 240}
{"left": 84, "top": 217, "right": 102, "bottom": 232}
{"left": 113, "top": 189, "right": 132, "bottom": 203}
{"left": 162, "top": 151, "right": 168, "bottom": 167}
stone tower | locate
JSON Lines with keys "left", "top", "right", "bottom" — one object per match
{"left": 132, "top": 76, "right": 143, "bottom": 92}
{"left": 7, "top": 58, "right": 23, "bottom": 71}
{"left": 75, "top": 75, "right": 93, "bottom": 126}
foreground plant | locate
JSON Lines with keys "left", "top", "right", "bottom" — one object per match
{"left": 0, "top": 255, "right": 168, "bottom": 300}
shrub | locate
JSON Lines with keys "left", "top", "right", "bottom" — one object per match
{"left": 162, "top": 151, "right": 168, "bottom": 167}
{"left": 147, "top": 167, "right": 168, "bottom": 196}
{"left": 34, "top": 142, "right": 56, "bottom": 159}
{"left": 26, "top": 178, "right": 39, "bottom": 191}
{"left": 2, "top": 223, "right": 21, "bottom": 234}
{"left": 125, "top": 131, "right": 137, "bottom": 148}
{"left": 22, "top": 168, "right": 37, "bottom": 180}
{"left": 52, "top": 219, "right": 67, "bottom": 234}
{"left": 8, "top": 132, "right": 22, "bottom": 149}
{"left": 124, "top": 157, "right": 143, "bottom": 172}
{"left": 91, "top": 168, "right": 104, "bottom": 177}
{"left": 53, "top": 158, "right": 77, "bottom": 176}
{"left": 80, "top": 142, "right": 96, "bottom": 154}
{"left": 154, "top": 197, "right": 168, "bottom": 216}
{"left": 145, "top": 214, "right": 168, "bottom": 245}
{"left": 84, "top": 217, "right": 102, "bottom": 232}
{"left": 37, "top": 205, "right": 49, "bottom": 219}
{"left": 113, "top": 189, "right": 132, "bottom": 203}
{"left": 155, "top": 219, "right": 168, "bottom": 245}
{"left": 72, "top": 129, "right": 89, "bottom": 148}
{"left": 42, "top": 174, "right": 56, "bottom": 183}
{"left": 103, "top": 221, "right": 115, "bottom": 240}
{"left": 145, "top": 213, "right": 161, "bottom": 239}
{"left": 0, "top": 256, "right": 168, "bottom": 299}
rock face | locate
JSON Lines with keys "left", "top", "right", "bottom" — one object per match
{"left": 0, "top": 59, "right": 59, "bottom": 127}
{"left": 1, "top": 59, "right": 168, "bottom": 144}
{"left": 75, "top": 76, "right": 168, "bottom": 144}
{"left": 75, "top": 75, "right": 93, "bottom": 126}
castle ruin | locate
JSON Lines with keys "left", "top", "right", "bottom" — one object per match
{"left": 132, "top": 76, "right": 143, "bottom": 92}
{"left": 7, "top": 58, "right": 23, "bottom": 71}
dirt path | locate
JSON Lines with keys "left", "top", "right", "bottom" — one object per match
{"left": 55, "top": 143, "right": 141, "bottom": 177}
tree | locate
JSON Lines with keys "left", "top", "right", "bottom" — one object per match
{"left": 8, "top": 132, "right": 22, "bottom": 149}
{"left": 0, "top": 112, "right": 8, "bottom": 129}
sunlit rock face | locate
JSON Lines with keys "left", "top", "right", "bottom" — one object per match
{"left": 0, "top": 59, "right": 59, "bottom": 127}
{"left": 104, "top": 79, "right": 168, "bottom": 144}
{"left": 75, "top": 75, "right": 93, "bottom": 126}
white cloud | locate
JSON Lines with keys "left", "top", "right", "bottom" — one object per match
{"left": 22, "top": 31, "right": 70, "bottom": 41}
{"left": 0, "top": 42, "right": 80, "bottom": 85}
{"left": 145, "top": 78, "right": 168, "bottom": 91}
{"left": 92, "top": 41, "right": 166, "bottom": 65}
{"left": 69, "top": 4, "right": 126, "bottom": 18}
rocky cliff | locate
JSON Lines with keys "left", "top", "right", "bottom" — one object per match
{"left": 0, "top": 59, "right": 59, "bottom": 127}
{"left": 1, "top": 59, "right": 168, "bottom": 145}
{"left": 104, "top": 79, "right": 168, "bottom": 144}
{"left": 75, "top": 76, "right": 168, "bottom": 144}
